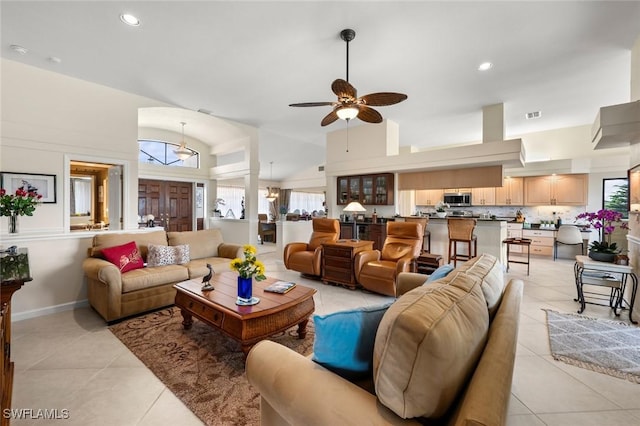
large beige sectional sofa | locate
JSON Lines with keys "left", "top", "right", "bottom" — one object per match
{"left": 246, "top": 253, "right": 523, "bottom": 425}
{"left": 83, "top": 229, "right": 243, "bottom": 323}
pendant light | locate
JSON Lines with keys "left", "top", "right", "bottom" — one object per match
{"left": 266, "top": 161, "right": 278, "bottom": 203}
{"left": 174, "top": 121, "right": 193, "bottom": 161}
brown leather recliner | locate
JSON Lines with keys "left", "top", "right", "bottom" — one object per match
{"left": 283, "top": 218, "right": 340, "bottom": 277}
{"left": 354, "top": 221, "right": 423, "bottom": 296}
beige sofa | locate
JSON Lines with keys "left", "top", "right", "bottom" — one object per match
{"left": 83, "top": 229, "right": 243, "bottom": 323}
{"left": 246, "top": 253, "right": 523, "bottom": 426}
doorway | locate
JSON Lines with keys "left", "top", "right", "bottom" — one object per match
{"left": 138, "top": 179, "right": 193, "bottom": 232}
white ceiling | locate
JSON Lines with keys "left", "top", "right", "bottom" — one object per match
{"left": 2, "top": 1, "right": 639, "bottom": 181}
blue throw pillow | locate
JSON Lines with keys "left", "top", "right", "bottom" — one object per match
{"left": 426, "top": 264, "right": 455, "bottom": 283}
{"left": 312, "top": 302, "right": 393, "bottom": 378}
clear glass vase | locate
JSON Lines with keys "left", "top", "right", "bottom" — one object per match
{"left": 8, "top": 213, "right": 18, "bottom": 234}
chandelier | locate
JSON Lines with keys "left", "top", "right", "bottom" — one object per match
{"left": 173, "top": 121, "right": 193, "bottom": 161}
{"left": 266, "top": 161, "right": 278, "bottom": 203}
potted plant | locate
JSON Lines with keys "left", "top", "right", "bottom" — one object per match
{"left": 435, "top": 201, "right": 449, "bottom": 218}
{"left": 576, "top": 209, "right": 628, "bottom": 262}
{"left": 230, "top": 244, "right": 267, "bottom": 304}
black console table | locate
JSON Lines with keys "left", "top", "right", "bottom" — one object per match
{"left": 503, "top": 238, "right": 531, "bottom": 275}
{"left": 574, "top": 255, "right": 637, "bottom": 324}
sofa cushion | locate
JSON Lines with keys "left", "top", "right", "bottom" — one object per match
{"left": 312, "top": 302, "right": 393, "bottom": 378}
{"left": 453, "top": 253, "right": 505, "bottom": 318}
{"left": 121, "top": 264, "right": 189, "bottom": 293}
{"left": 167, "top": 229, "right": 223, "bottom": 259}
{"left": 147, "top": 244, "right": 190, "bottom": 266}
{"left": 373, "top": 272, "right": 489, "bottom": 419}
{"left": 425, "top": 264, "right": 455, "bottom": 283}
{"left": 186, "top": 257, "right": 234, "bottom": 279}
{"left": 90, "top": 230, "right": 167, "bottom": 261}
{"left": 101, "top": 241, "right": 144, "bottom": 273}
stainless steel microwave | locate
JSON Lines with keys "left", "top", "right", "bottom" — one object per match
{"left": 443, "top": 192, "right": 472, "bottom": 207}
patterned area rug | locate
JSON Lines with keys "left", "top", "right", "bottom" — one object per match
{"left": 109, "top": 307, "right": 315, "bottom": 425}
{"left": 545, "top": 309, "right": 640, "bottom": 383}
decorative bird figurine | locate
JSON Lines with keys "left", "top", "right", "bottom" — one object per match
{"left": 201, "top": 263, "right": 214, "bottom": 291}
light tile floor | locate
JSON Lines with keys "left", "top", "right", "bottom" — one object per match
{"left": 9, "top": 246, "right": 640, "bottom": 425}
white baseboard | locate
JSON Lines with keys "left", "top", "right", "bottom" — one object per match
{"left": 12, "top": 299, "right": 90, "bottom": 322}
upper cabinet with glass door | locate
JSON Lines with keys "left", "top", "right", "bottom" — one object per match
{"left": 337, "top": 173, "right": 394, "bottom": 205}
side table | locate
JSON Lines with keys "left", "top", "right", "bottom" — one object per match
{"left": 415, "top": 252, "right": 443, "bottom": 275}
{"left": 503, "top": 238, "right": 531, "bottom": 275}
{"left": 2, "top": 278, "right": 31, "bottom": 426}
{"left": 574, "top": 255, "right": 638, "bottom": 324}
{"left": 322, "top": 240, "right": 374, "bottom": 289}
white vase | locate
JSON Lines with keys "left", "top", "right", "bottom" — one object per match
{"left": 436, "top": 212, "right": 447, "bottom": 218}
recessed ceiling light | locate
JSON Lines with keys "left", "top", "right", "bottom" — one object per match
{"left": 10, "top": 44, "right": 28, "bottom": 55}
{"left": 477, "top": 62, "right": 493, "bottom": 71}
{"left": 525, "top": 111, "right": 542, "bottom": 120}
{"left": 120, "top": 13, "right": 141, "bottom": 26}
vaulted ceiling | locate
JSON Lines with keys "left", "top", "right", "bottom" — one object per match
{"left": 2, "top": 1, "right": 639, "bottom": 180}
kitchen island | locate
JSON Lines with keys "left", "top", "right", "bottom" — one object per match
{"left": 399, "top": 217, "right": 508, "bottom": 266}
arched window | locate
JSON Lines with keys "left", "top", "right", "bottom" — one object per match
{"left": 138, "top": 139, "right": 199, "bottom": 168}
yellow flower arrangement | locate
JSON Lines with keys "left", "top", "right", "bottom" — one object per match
{"left": 230, "top": 244, "right": 267, "bottom": 280}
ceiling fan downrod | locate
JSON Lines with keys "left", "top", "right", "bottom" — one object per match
{"left": 340, "top": 29, "right": 356, "bottom": 82}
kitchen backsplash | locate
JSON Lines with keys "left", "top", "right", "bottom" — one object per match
{"left": 415, "top": 205, "right": 588, "bottom": 224}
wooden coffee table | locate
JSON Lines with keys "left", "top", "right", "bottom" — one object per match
{"left": 174, "top": 272, "right": 316, "bottom": 357}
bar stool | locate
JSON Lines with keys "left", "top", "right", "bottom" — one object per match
{"left": 404, "top": 217, "right": 431, "bottom": 252}
{"left": 447, "top": 218, "right": 477, "bottom": 267}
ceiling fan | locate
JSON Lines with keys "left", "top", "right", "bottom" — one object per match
{"left": 289, "top": 29, "right": 408, "bottom": 127}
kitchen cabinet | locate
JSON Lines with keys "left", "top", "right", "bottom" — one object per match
{"left": 507, "top": 223, "right": 524, "bottom": 253}
{"left": 524, "top": 174, "right": 587, "bottom": 206}
{"left": 415, "top": 189, "right": 444, "bottom": 206}
{"left": 340, "top": 222, "right": 355, "bottom": 240}
{"left": 495, "top": 177, "right": 524, "bottom": 206}
{"left": 337, "top": 173, "right": 394, "bottom": 205}
{"left": 471, "top": 187, "right": 496, "bottom": 206}
{"left": 443, "top": 188, "right": 471, "bottom": 193}
{"left": 341, "top": 222, "right": 387, "bottom": 250}
{"left": 523, "top": 229, "right": 555, "bottom": 257}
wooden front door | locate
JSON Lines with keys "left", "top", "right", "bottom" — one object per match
{"left": 139, "top": 179, "right": 193, "bottom": 231}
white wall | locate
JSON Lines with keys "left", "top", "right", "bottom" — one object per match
{"left": 0, "top": 59, "right": 171, "bottom": 317}
{"left": 1, "top": 59, "right": 269, "bottom": 318}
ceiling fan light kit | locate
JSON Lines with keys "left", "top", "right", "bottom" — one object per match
{"left": 289, "top": 28, "right": 407, "bottom": 127}
{"left": 336, "top": 106, "right": 359, "bottom": 120}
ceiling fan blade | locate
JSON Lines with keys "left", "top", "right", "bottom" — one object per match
{"left": 321, "top": 109, "right": 339, "bottom": 127}
{"left": 359, "top": 92, "right": 408, "bottom": 106}
{"left": 357, "top": 105, "right": 383, "bottom": 124}
{"left": 331, "top": 79, "right": 357, "bottom": 100}
{"left": 289, "top": 102, "right": 335, "bottom": 107}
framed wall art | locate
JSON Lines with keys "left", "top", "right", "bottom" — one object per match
{"left": 1, "top": 172, "right": 57, "bottom": 203}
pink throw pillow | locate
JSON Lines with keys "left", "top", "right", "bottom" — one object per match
{"left": 102, "top": 241, "right": 144, "bottom": 273}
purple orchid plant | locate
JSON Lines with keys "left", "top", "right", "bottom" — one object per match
{"left": 576, "top": 209, "right": 628, "bottom": 253}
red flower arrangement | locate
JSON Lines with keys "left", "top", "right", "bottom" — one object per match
{"left": 0, "top": 187, "right": 42, "bottom": 217}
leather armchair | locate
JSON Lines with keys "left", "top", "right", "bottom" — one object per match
{"left": 283, "top": 218, "right": 340, "bottom": 277}
{"left": 354, "top": 222, "right": 423, "bottom": 296}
